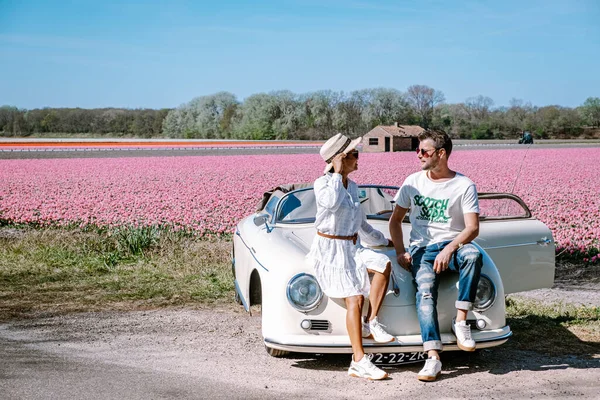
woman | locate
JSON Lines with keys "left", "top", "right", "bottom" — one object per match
{"left": 307, "top": 133, "right": 394, "bottom": 380}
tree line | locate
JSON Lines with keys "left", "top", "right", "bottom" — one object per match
{"left": 2, "top": 86, "right": 599, "bottom": 140}
{"left": 0, "top": 107, "right": 169, "bottom": 138}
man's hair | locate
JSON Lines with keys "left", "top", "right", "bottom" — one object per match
{"left": 418, "top": 129, "right": 452, "bottom": 158}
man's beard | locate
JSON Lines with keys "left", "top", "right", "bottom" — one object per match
{"left": 422, "top": 159, "right": 437, "bottom": 170}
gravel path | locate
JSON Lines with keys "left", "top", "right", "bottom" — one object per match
{"left": 0, "top": 298, "right": 598, "bottom": 399}
{"left": 0, "top": 253, "right": 599, "bottom": 399}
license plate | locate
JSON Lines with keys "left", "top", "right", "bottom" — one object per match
{"left": 371, "top": 351, "right": 427, "bottom": 365}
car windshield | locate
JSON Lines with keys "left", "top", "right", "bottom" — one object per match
{"left": 270, "top": 189, "right": 531, "bottom": 224}
{"left": 273, "top": 186, "right": 398, "bottom": 224}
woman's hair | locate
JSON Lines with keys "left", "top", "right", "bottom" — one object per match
{"left": 418, "top": 129, "right": 452, "bottom": 158}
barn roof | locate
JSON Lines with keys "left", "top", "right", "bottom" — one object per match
{"left": 376, "top": 124, "right": 425, "bottom": 137}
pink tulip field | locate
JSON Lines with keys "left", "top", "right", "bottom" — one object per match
{"left": 0, "top": 147, "right": 598, "bottom": 261}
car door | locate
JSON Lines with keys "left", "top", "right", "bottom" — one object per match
{"left": 474, "top": 194, "right": 555, "bottom": 294}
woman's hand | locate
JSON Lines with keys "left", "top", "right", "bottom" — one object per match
{"left": 332, "top": 153, "right": 345, "bottom": 174}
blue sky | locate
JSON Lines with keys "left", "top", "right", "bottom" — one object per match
{"left": 1, "top": 0, "right": 598, "bottom": 109}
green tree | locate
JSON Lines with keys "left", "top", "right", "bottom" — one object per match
{"left": 580, "top": 97, "right": 600, "bottom": 127}
{"left": 301, "top": 90, "right": 342, "bottom": 139}
{"left": 362, "top": 88, "right": 411, "bottom": 128}
{"left": 0, "top": 106, "right": 29, "bottom": 136}
{"left": 232, "top": 93, "right": 278, "bottom": 139}
{"left": 162, "top": 92, "right": 238, "bottom": 138}
{"left": 552, "top": 107, "right": 582, "bottom": 137}
{"left": 270, "top": 90, "right": 304, "bottom": 140}
{"left": 332, "top": 90, "right": 370, "bottom": 135}
{"left": 464, "top": 95, "right": 494, "bottom": 122}
{"left": 406, "top": 85, "right": 445, "bottom": 128}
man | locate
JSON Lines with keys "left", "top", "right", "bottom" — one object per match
{"left": 389, "top": 129, "right": 483, "bottom": 382}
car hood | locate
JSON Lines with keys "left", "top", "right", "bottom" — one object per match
{"left": 275, "top": 225, "right": 417, "bottom": 307}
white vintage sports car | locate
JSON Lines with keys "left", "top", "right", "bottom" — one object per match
{"left": 232, "top": 184, "right": 555, "bottom": 364}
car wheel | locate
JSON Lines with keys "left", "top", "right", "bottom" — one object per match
{"left": 265, "top": 345, "right": 290, "bottom": 358}
{"left": 249, "top": 270, "right": 262, "bottom": 305}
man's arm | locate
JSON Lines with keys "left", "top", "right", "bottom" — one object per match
{"left": 389, "top": 205, "right": 411, "bottom": 271}
{"left": 433, "top": 212, "right": 480, "bottom": 274}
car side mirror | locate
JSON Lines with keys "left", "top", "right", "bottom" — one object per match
{"left": 253, "top": 214, "right": 273, "bottom": 232}
{"left": 253, "top": 214, "right": 267, "bottom": 226}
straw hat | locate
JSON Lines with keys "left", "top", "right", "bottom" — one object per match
{"left": 319, "top": 133, "right": 362, "bottom": 174}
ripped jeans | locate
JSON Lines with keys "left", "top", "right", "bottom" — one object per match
{"left": 409, "top": 241, "right": 483, "bottom": 352}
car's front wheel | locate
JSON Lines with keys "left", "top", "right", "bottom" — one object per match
{"left": 265, "top": 345, "right": 290, "bottom": 358}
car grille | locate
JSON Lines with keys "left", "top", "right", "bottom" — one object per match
{"left": 307, "top": 320, "right": 330, "bottom": 331}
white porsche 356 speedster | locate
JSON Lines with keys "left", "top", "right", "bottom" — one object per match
{"left": 232, "top": 184, "right": 555, "bottom": 363}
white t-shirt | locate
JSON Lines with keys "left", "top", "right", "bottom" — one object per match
{"left": 393, "top": 171, "right": 479, "bottom": 247}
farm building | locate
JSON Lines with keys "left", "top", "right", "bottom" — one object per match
{"left": 362, "top": 123, "right": 425, "bottom": 152}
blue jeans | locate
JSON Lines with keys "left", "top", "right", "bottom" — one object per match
{"left": 409, "top": 241, "right": 483, "bottom": 352}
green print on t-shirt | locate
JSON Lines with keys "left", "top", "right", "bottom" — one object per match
{"left": 413, "top": 194, "right": 450, "bottom": 223}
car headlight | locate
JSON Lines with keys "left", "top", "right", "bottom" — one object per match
{"left": 474, "top": 275, "right": 496, "bottom": 311}
{"left": 286, "top": 273, "right": 323, "bottom": 312}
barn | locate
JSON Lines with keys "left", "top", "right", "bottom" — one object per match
{"left": 362, "top": 123, "right": 425, "bottom": 152}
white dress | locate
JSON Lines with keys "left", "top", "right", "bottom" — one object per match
{"left": 306, "top": 173, "right": 390, "bottom": 298}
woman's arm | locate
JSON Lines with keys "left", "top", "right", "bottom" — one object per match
{"left": 314, "top": 174, "right": 346, "bottom": 212}
{"left": 358, "top": 211, "right": 390, "bottom": 247}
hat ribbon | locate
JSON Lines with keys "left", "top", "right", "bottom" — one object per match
{"left": 325, "top": 138, "right": 351, "bottom": 163}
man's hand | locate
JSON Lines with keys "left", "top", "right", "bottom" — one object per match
{"left": 433, "top": 247, "right": 454, "bottom": 274}
{"left": 396, "top": 251, "right": 412, "bottom": 272}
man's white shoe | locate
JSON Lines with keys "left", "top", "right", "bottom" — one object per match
{"left": 368, "top": 317, "right": 395, "bottom": 343}
{"left": 417, "top": 356, "right": 442, "bottom": 382}
{"left": 452, "top": 319, "right": 476, "bottom": 351}
{"left": 348, "top": 354, "right": 388, "bottom": 380}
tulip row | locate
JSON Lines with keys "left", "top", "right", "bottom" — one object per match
{"left": 0, "top": 148, "right": 597, "bottom": 261}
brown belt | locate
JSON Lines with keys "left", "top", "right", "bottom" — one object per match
{"left": 317, "top": 231, "right": 358, "bottom": 245}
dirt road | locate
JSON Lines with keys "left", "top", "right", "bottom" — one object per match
{"left": 1, "top": 140, "right": 599, "bottom": 160}
{"left": 0, "top": 300, "right": 598, "bottom": 400}
{"left": 0, "top": 262, "right": 598, "bottom": 399}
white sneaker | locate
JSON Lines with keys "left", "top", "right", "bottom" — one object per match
{"left": 361, "top": 317, "right": 371, "bottom": 338}
{"left": 348, "top": 354, "right": 388, "bottom": 380}
{"left": 417, "top": 356, "right": 442, "bottom": 382}
{"left": 452, "top": 319, "right": 476, "bottom": 351}
{"left": 368, "top": 317, "right": 395, "bottom": 343}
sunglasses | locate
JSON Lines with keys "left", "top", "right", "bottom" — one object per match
{"left": 347, "top": 150, "right": 359, "bottom": 159}
{"left": 416, "top": 147, "right": 438, "bottom": 158}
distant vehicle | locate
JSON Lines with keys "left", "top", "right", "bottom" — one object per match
{"left": 519, "top": 131, "right": 534, "bottom": 144}
{"left": 232, "top": 184, "right": 555, "bottom": 364}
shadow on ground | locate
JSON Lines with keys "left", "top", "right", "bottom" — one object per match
{"left": 288, "top": 315, "right": 600, "bottom": 378}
